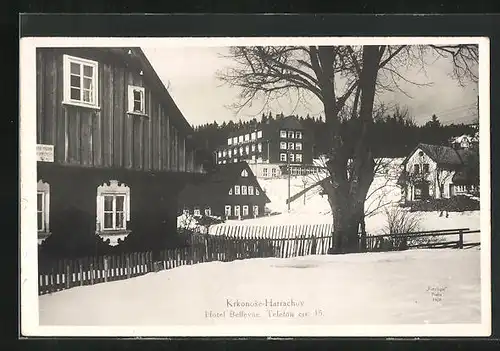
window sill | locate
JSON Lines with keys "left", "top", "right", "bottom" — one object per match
{"left": 63, "top": 101, "right": 101, "bottom": 110}
{"left": 38, "top": 231, "right": 52, "bottom": 239}
{"left": 127, "top": 111, "right": 150, "bottom": 118}
{"left": 97, "top": 229, "right": 131, "bottom": 236}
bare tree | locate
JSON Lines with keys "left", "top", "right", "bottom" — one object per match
{"left": 218, "top": 44, "right": 478, "bottom": 253}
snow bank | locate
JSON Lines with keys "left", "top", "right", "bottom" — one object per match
{"left": 39, "top": 248, "right": 481, "bottom": 326}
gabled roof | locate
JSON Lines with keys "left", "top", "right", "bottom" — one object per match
{"left": 179, "top": 162, "right": 271, "bottom": 205}
{"left": 402, "top": 143, "right": 468, "bottom": 169}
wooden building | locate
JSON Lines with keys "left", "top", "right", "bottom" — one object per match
{"left": 178, "top": 162, "right": 271, "bottom": 220}
{"left": 36, "top": 47, "right": 205, "bottom": 252}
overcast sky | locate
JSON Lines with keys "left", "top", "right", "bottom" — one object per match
{"left": 141, "top": 46, "right": 479, "bottom": 127}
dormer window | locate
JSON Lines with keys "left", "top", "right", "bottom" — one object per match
{"left": 63, "top": 54, "right": 99, "bottom": 108}
{"left": 128, "top": 85, "right": 146, "bottom": 115}
{"left": 280, "top": 130, "right": 287, "bottom": 138}
{"left": 296, "top": 131, "right": 302, "bottom": 139}
{"left": 241, "top": 169, "right": 249, "bottom": 177}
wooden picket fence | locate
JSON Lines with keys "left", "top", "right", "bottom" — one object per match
{"left": 212, "top": 223, "right": 334, "bottom": 238}
{"left": 38, "top": 226, "right": 479, "bottom": 295}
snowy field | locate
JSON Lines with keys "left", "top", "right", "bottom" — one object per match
{"left": 39, "top": 247, "right": 481, "bottom": 326}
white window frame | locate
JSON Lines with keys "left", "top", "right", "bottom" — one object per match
{"left": 288, "top": 142, "right": 295, "bottom": 150}
{"left": 245, "top": 145, "right": 250, "bottom": 154}
{"left": 256, "top": 188, "right": 260, "bottom": 195}
{"left": 63, "top": 54, "right": 99, "bottom": 108}
{"left": 272, "top": 168, "right": 277, "bottom": 177}
{"left": 242, "top": 186, "right": 248, "bottom": 195}
{"left": 241, "top": 169, "right": 249, "bottom": 177}
{"left": 228, "top": 138, "right": 232, "bottom": 145}
{"left": 288, "top": 131, "right": 295, "bottom": 139}
{"left": 290, "top": 153, "right": 295, "bottom": 162}
{"left": 218, "top": 151, "right": 223, "bottom": 158}
{"left": 194, "top": 207, "right": 201, "bottom": 216}
{"left": 258, "top": 143, "right": 262, "bottom": 152}
{"left": 280, "top": 130, "right": 287, "bottom": 138}
{"left": 295, "top": 142, "right": 302, "bottom": 150}
{"left": 205, "top": 207, "right": 212, "bottom": 217}
{"left": 251, "top": 155, "right": 256, "bottom": 162}
{"left": 96, "top": 180, "right": 130, "bottom": 232}
{"left": 228, "top": 150, "right": 232, "bottom": 157}
{"left": 257, "top": 130, "right": 263, "bottom": 139}
{"left": 223, "top": 160, "right": 227, "bottom": 164}
{"left": 251, "top": 132, "right": 256, "bottom": 140}
{"left": 37, "top": 180, "right": 50, "bottom": 233}
{"left": 238, "top": 135, "right": 244, "bottom": 143}
{"left": 251, "top": 144, "right": 256, "bottom": 152}
{"left": 127, "top": 85, "right": 146, "bottom": 115}
{"left": 296, "top": 153, "right": 303, "bottom": 162}
{"left": 223, "top": 150, "right": 227, "bottom": 157}
{"left": 296, "top": 131, "right": 303, "bottom": 139}
{"left": 229, "top": 188, "right": 233, "bottom": 195}
{"left": 245, "top": 134, "right": 250, "bottom": 141}
{"left": 242, "top": 205, "right": 249, "bottom": 216}
{"left": 239, "top": 147, "right": 244, "bottom": 155}
{"left": 225, "top": 205, "right": 232, "bottom": 217}
{"left": 234, "top": 205, "right": 241, "bottom": 218}
{"left": 280, "top": 153, "right": 287, "bottom": 162}
{"left": 280, "top": 142, "right": 287, "bottom": 150}
{"left": 234, "top": 185, "right": 241, "bottom": 195}
{"left": 248, "top": 186, "right": 254, "bottom": 195}
{"left": 233, "top": 137, "right": 238, "bottom": 145}
{"left": 263, "top": 168, "right": 268, "bottom": 177}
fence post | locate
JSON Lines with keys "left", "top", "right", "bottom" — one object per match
{"left": 90, "top": 261, "right": 94, "bottom": 285}
{"left": 311, "top": 235, "right": 317, "bottom": 255}
{"left": 458, "top": 230, "right": 464, "bottom": 249}
{"left": 126, "top": 254, "right": 131, "bottom": 279}
{"left": 104, "top": 256, "right": 108, "bottom": 283}
{"left": 79, "top": 261, "right": 83, "bottom": 286}
{"left": 65, "top": 260, "right": 70, "bottom": 289}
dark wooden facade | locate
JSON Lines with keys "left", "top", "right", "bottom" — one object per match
{"left": 36, "top": 47, "right": 204, "bottom": 256}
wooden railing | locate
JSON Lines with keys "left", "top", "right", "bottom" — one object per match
{"left": 38, "top": 227, "right": 480, "bottom": 295}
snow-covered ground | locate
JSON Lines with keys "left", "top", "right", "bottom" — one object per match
{"left": 39, "top": 248, "right": 481, "bottom": 326}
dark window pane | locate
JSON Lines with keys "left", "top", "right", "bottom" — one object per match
{"left": 82, "top": 90, "right": 91, "bottom": 103}
{"left": 83, "top": 65, "right": 93, "bottom": 77}
{"left": 133, "top": 90, "right": 141, "bottom": 101}
{"left": 104, "top": 196, "right": 113, "bottom": 211}
{"left": 70, "top": 88, "right": 80, "bottom": 100}
{"left": 115, "top": 212, "right": 124, "bottom": 229}
{"left": 70, "top": 74, "right": 81, "bottom": 88}
{"left": 37, "top": 193, "right": 43, "bottom": 211}
{"left": 70, "top": 62, "right": 80, "bottom": 74}
{"left": 133, "top": 101, "right": 142, "bottom": 111}
{"left": 83, "top": 77, "right": 92, "bottom": 89}
{"left": 104, "top": 213, "right": 113, "bottom": 229}
{"left": 37, "top": 213, "right": 43, "bottom": 231}
{"left": 115, "top": 196, "right": 124, "bottom": 211}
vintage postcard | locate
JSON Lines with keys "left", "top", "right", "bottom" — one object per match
{"left": 20, "top": 36, "right": 491, "bottom": 337}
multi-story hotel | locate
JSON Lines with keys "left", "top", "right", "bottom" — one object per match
{"left": 214, "top": 116, "right": 316, "bottom": 178}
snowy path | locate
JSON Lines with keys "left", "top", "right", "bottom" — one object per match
{"left": 39, "top": 248, "right": 481, "bottom": 326}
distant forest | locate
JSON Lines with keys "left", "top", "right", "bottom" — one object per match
{"left": 192, "top": 108, "right": 477, "bottom": 168}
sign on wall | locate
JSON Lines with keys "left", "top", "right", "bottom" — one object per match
{"left": 36, "top": 144, "right": 54, "bottom": 162}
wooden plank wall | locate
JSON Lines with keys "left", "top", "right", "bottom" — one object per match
{"left": 36, "top": 49, "right": 192, "bottom": 173}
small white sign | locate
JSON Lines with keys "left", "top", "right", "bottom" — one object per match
{"left": 36, "top": 144, "right": 54, "bottom": 162}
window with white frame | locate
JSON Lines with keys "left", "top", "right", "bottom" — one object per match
{"left": 242, "top": 186, "right": 247, "bottom": 195}
{"left": 280, "top": 153, "right": 287, "bottom": 162}
{"left": 248, "top": 186, "right": 254, "bottom": 195}
{"left": 223, "top": 160, "right": 227, "bottom": 164}
{"left": 242, "top": 205, "right": 249, "bottom": 216}
{"left": 233, "top": 148, "right": 237, "bottom": 155}
{"left": 290, "top": 153, "right": 295, "bottom": 162}
{"left": 280, "top": 130, "right": 287, "bottom": 138}
{"left": 194, "top": 207, "right": 201, "bottom": 216}
{"left": 228, "top": 149, "right": 232, "bottom": 157}
{"left": 296, "top": 153, "right": 303, "bottom": 162}
{"left": 128, "top": 85, "right": 146, "bottom": 114}
{"left": 37, "top": 180, "right": 50, "bottom": 233}
{"left": 296, "top": 131, "right": 302, "bottom": 139}
{"left": 241, "top": 169, "right": 249, "bottom": 177}
{"left": 228, "top": 138, "right": 232, "bottom": 146}
{"left": 245, "top": 134, "right": 250, "bottom": 141}
{"left": 258, "top": 143, "right": 262, "bottom": 152}
{"left": 253, "top": 205, "right": 259, "bottom": 217}
{"left": 234, "top": 205, "right": 241, "bottom": 218}
{"left": 245, "top": 145, "right": 250, "bottom": 154}
{"left": 238, "top": 135, "right": 244, "bottom": 143}
{"left": 229, "top": 187, "right": 233, "bottom": 195}
{"left": 295, "top": 142, "right": 302, "bottom": 150}
{"left": 225, "top": 205, "right": 231, "bottom": 217}
{"left": 234, "top": 185, "right": 241, "bottom": 195}
{"left": 96, "top": 180, "right": 130, "bottom": 231}
{"left": 205, "top": 207, "right": 211, "bottom": 216}
{"left": 288, "top": 142, "right": 295, "bottom": 150}
{"left": 233, "top": 137, "right": 238, "bottom": 145}
{"left": 256, "top": 188, "right": 260, "bottom": 195}
{"left": 257, "top": 130, "right": 263, "bottom": 138}
{"left": 239, "top": 147, "right": 244, "bottom": 155}
{"left": 63, "top": 54, "right": 99, "bottom": 107}
{"left": 251, "top": 155, "right": 256, "bottom": 162}
{"left": 218, "top": 161, "right": 222, "bottom": 165}
{"left": 280, "top": 142, "right": 287, "bottom": 150}
{"left": 233, "top": 158, "right": 238, "bottom": 163}
{"left": 262, "top": 168, "right": 268, "bottom": 177}
{"left": 272, "top": 168, "right": 277, "bottom": 177}
{"left": 251, "top": 132, "right": 256, "bottom": 140}
{"left": 223, "top": 150, "right": 227, "bottom": 157}
{"left": 218, "top": 151, "right": 222, "bottom": 158}
{"left": 251, "top": 144, "right": 256, "bottom": 152}
{"left": 288, "top": 131, "right": 294, "bottom": 138}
